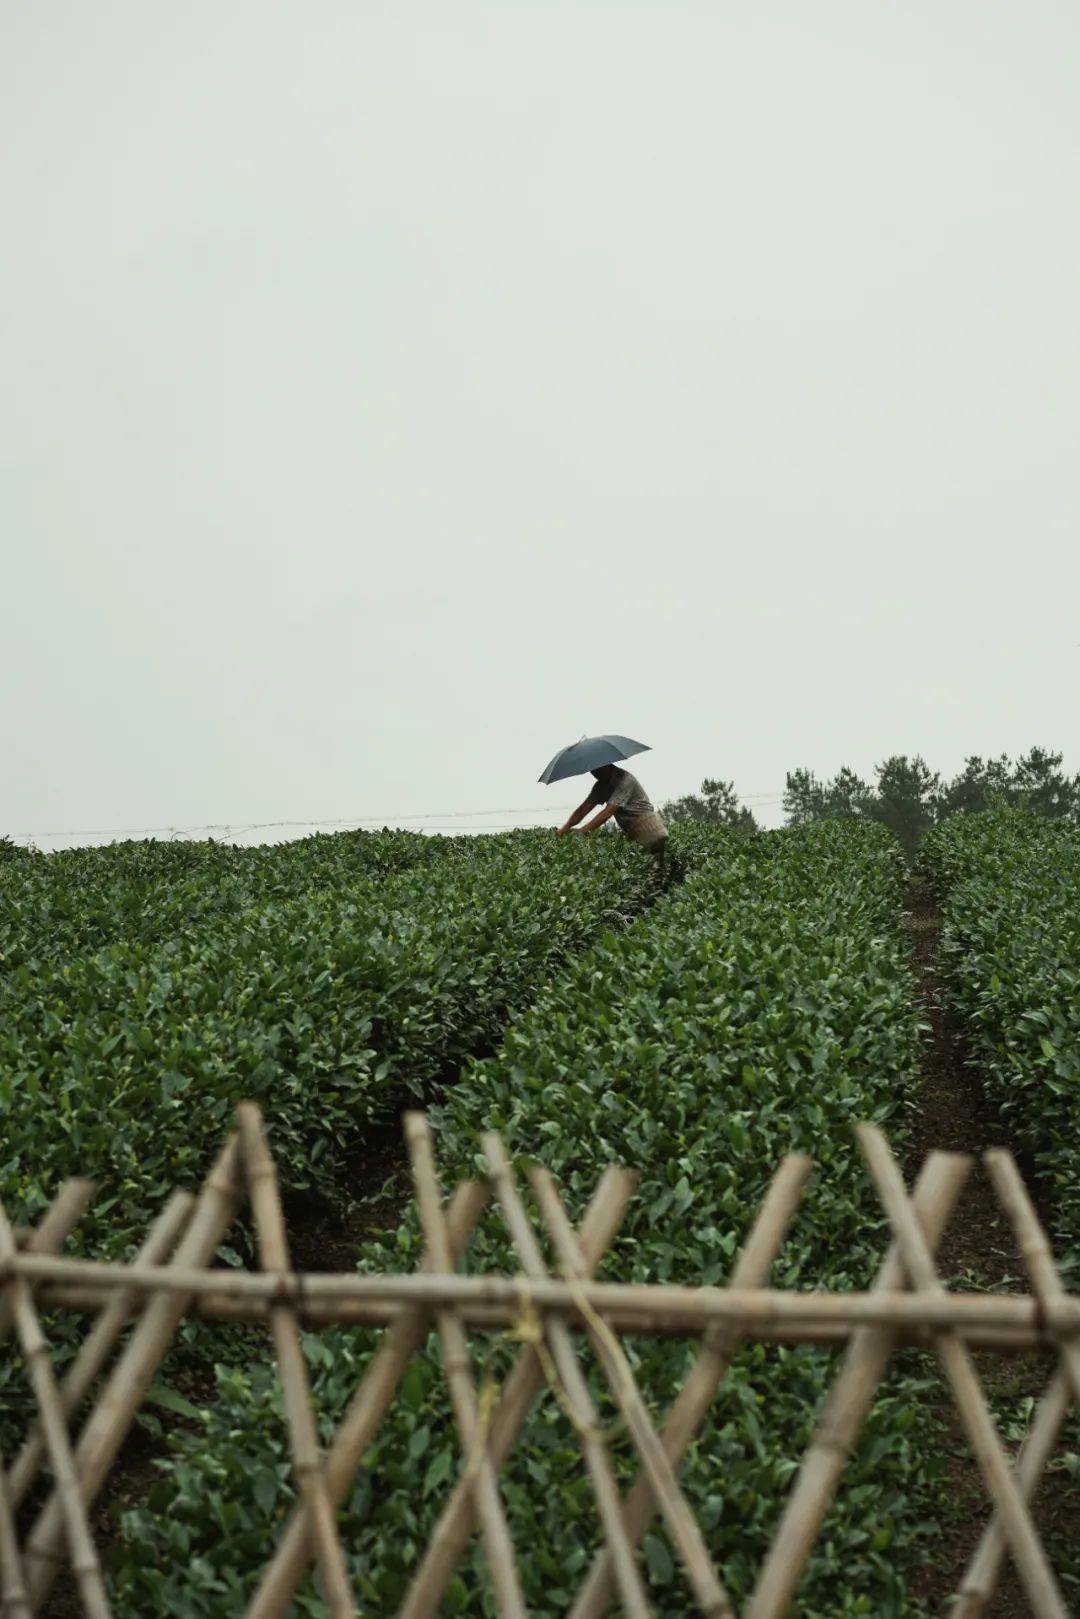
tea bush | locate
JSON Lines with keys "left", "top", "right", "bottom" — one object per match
{"left": 110, "top": 822, "right": 939, "bottom": 1618}
{"left": 920, "top": 810, "right": 1080, "bottom": 1261}
{"left": 0, "top": 829, "right": 658, "bottom": 1258}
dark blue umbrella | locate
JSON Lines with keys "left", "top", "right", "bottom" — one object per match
{"left": 538, "top": 734, "right": 651, "bottom": 785}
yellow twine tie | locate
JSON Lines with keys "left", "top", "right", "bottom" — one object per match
{"left": 463, "top": 1272, "right": 622, "bottom": 1481}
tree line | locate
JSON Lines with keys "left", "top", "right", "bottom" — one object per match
{"left": 662, "top": 748, "right": 1080, "bottom": 859}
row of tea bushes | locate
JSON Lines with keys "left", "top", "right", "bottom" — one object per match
{"left": 920, "top": 810, "right": 1080, "bottom": 1261}
{"left": 110, "top": 822, "right": 937, "bottom": 1617}
{"left": 0, "top": 829, "right": 659, "bottom": 1257}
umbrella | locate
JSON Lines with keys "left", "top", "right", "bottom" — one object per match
{"left": 538, "top": 734, "right": 651, "bottom": 785}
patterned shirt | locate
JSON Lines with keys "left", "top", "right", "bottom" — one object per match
{"left": 588, "top": 768, "right": 668, "bottom": 845}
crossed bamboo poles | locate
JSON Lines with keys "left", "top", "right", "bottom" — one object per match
{"left": 0, "top": 1106, "right": 1078, "bottom": 1617}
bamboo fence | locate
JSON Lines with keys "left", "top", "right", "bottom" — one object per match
{"left": 0, "top": 1105, "right": 1077, "bottom": 1618}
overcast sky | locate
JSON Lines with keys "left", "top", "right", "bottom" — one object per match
{"left": 4, "top": 1, "right": 1078, "bottom": 845}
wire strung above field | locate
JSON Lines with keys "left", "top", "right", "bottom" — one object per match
{"left": 6, "top": 806, "right": 577, "bottom": 844}
{"left": 7, "top": 795, "right": 787, "bottom": 848}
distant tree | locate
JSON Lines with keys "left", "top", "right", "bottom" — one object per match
{"left": 828, "top": 766, "right": 872, "bottom": 818}
{"left": 783, "top": 748, "right": 1078, "bottom": 852}
{"left": 932, "top": 755, "right": 1014, "bottom": 820}
{"left": 864, "top": 755, "right": 940, "bottom": 861}
{"left": 1010, "top": 747, "right": 1079, "bottom": 820}
{"left": 932, "top": 748, "right": 1079, "bottom": 822}
{"left": 782, "top": 769, "right": 826, "bottom": 826}
{"left": 663, "top": 777, "right": 758, "bottom": 832}
{"left": 782, "top": 766, "right": 870, "bottom": 826}
{"left": 784, "top": 756, "right": 939, "bottom": 860}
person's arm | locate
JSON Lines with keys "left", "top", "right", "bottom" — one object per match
{"left": 575, "top": 803, "right": 617, "bottom": 833}
{"left": 557, "top": 796, "right": 595, "bottom": 834}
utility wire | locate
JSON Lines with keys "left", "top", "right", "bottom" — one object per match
{"left": 7, "top": 806, "right": 577, "bottom": 841}
{"left": 9, "top": 794, "right": 786, "bottom": 846}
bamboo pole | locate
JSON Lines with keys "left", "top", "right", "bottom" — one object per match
{"left": 532, "top": 1162, "right": 734, "bottom": 1619}
{"left": 0, "top": 1445, "right": 31, "bottom": 1619}
{"left": 403, "top": 1114, "right": 526, "bottom": 1619}
{"left": 397, "top": 1166, "right": 636, "bottom": 1619}
{"left": 481, "top": 1132, "right": 652, "bottom": 1619}
{"left": 0, "top": 1179, "right": 95, "bottom": 1619}
{"left": 856, "top": 1125, "right": 1067, "bottom": 1619}
{"left": 21, "top": 1284, "right": 1053, "bottom": 1350}
{"left": 5, "top": 1121, "right": 1076, "bottom": 1619}
{"left": 236, "top": 1105, "right": 355, "bottom": 1619}
{"left": 23, "top": 1134, "right": 245, "bottom": 1611}
{"left": 983, "top": 1150, "right": 1080, "bottom": 1405}
{"left": 569, "top": 1152, "right": 812, "bottom": 1619}
{"left": 0, "top": 1201, "right": 112, "bottom": 1619}
{"left": 13, "top": 1258, "right": 1079, "bottom": 1337}
{"left": 245, "top": 1177, "right": 489, "bottom": 1619}
{"left": 952, "top": 1370, "right": 1071, "bottom": 1619}
{"left": 16, "top": 1180, "right": 96, "bottom": 1257}
{"left": 0, "top": 1472, "right": 32, "bottom": 1619}
{"left": 746, "top": 1150, "right": 970, "bottom": 1619}
{"left": 0, "top": 1180, "right": 94, "bottom": 1345}
{"left": 6, "top": 1189, "right": 192, "bottom": 1513}
{"left": 951, "top": 1150, "right": 1080, "bottom": 1618}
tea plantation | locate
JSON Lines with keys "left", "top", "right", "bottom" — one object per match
{"left": 100, "top": 821, "right": 944, "bottom": 1617}
{"left": 0, "top": 828, "right": 656, "bottom": 1258}
{"left": 920, "top": 811, "right": 1080, "bottom": 1264}
{"left": 4, "top": 812, "right": 1078, "bottom": 1615}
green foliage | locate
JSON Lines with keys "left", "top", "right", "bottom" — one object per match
{"left": 920, "top": 811, "right": 1080, "bottom": 1263}
{"left": 0, "top": 836, "right": 36, "bottom": 864}
{"left": 1008, "top": 747, "right": 1079, "bottom": 819}
{"left": 784, "top": 758, "right": 938, "bottom": 862}
{"left": 0, "top": 828, "right": 657, "bottom": 1259}
{"left": 782, "top": 767, "right": 871, "bottom": 827}
{"left": 866, "top": 758, "right": 941, "bottom": 863}
{"left": 933, "top": 748, "right": 1079, "bottom": 822}
{"left": 930, "top": 754, "right": 1017, "bottom": 819}
{"left": 0, "top": 829, "right": 449, "bottom": 973}
{"left": 108, "top": 822, "right": 942, "bottom": 1617}
{"left": 662, "top": 778, "right": 758, "bottom": 832}
{"left": 785, "top": 749, "right": 1079, "bottom": 861}
{"left": 919, "top": 810, "right": 1080, "bottom": 1588}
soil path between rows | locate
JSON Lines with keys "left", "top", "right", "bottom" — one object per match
{"left": 902, "top": 876, "right": 1067, "bottom": 1619}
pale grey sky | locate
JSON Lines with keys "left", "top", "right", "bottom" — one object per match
{"left": 4, "top": 1, "right": 1078, "bottom": 845}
